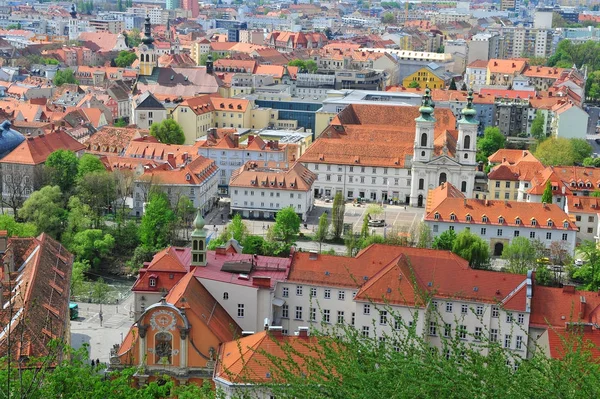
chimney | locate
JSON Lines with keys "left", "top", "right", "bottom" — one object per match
{"left": 273, "top": 140, "right": 279, "bottom": 150}
{"left": 579, "top": 295, "right": 586, "bottom": 319}
{"left": 268, "top": 326, "right": 283, "bottom": 337}
{"left": 298, "top": 326, "right": 309, "bottom": 338}
{"left": 0, "top": 230, "right": 7, "bottom": 254}
{"left": 485, "top": 199, "right": 489, "bottom": 206}
{"left": 463, "top": 198, "right": 467, "bottom": 206}
{"left": 167, "top": 153, "right": 176, "bottom": 168}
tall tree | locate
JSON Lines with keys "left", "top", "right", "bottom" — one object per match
{"left": 530, "top": 110, "right": 546, "bottom": 140}
{"left": 331, "top": 192, "right": 345, "bottom": 239}
{"left": 534, "top": 138, "right": 577, "bottom": 166}
{"left": 452, "top": 229, "right": 490, "bottom": 269}
{"left": 140, "top": 191, "right": 176, "bottom": 249}
{"left": 502, "top": 236, "right": 537, "bottom": 274}
{"left": 448, "top": 79, "right": 457, "bottom": 90}
{"left": 45, "top": 149, "right": 79, "bottom": 193}
{"left": 360, "top": 214, "right": 369, "bottom": 238}
{"left": 53, "top": 68, "right": 78, "bottom": 86}
{"left": 77, "top": 153, "right": 105, "bottom": 179}
{"left": 76, "top": 171, "right": 116, "bottom": 228}
{"left": 219, "top": 213, "right": 249, "bottom": 243}
{"left": 415, "top": 222, "right": 432, "bottom": 248}
{"left": 0, "top": 214, "right": 36, "bottom": 237}
{"left": 314, "top": 212, "right": 330, "bottom": 252}
{"left": 570, "top": 138, "right": 593, "bottom": 164}
{"left": 432, "top": 229, "right": 456, "bottom": 250}
{"left": 18, "top": 186, "right": 65, "bottom": 238}
{"left": 541, "top": 180, "right": 553, "bottom": 204}
{"left": 573, "top": 240, "right": 600, "bottom": 291}
{"left": 71, "top": 229, "right": 115, "bottom": 269}
{"left": 272, "top": 207, "right": 301, "bottom": 243}
{"left": 477, "top": 127, "right": 506, "bottom": 158}
{"left": 149, "top": 119, "right": 185, "bottom": 144}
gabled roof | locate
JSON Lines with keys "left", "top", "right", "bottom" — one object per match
{"left": 134, "top": 91, "right": 165, "bottom": 110}
{"left": 229, "top": 161, "right": 316, "bottom": 191}
{"left": 0, "top": 131, "right": 85, "bottom": 165}
{"left": 530, "top": 285, "right": 600, "bottom": 328}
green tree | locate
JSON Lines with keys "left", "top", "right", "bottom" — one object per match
{"left": 77, "top": 153, "right": 105, "bottom": 179}
{"left": 71, "top": 259, "right": 90, "bottom": 297}
{"left": 90, "top": 278, "right": 110, "bottom": 303}
{"left": 175, "top": 195, "right": 196, "bottom": 240}
{"left": 272, "top": 207, "right": 301, "bottom": 243}
{"left": 288, "top": 59, "right": 317, "bottom": 73}
{"left": 541, "top": 180, "right": 553, "bottom": 204}
{"left": 125, "top": 28, "right": 141, "bottom": 48}
{"left": 62, "top": 196, "right": 93, "bottom": 247}
{"left": 365, "top": 204, "right": 383, "bottom": 218}
{"left": 45, "top": 149, "right": 79, "bottom": 192}
{"left": 360, "top": 214, "right": 369, "bottom": 238}
{"left": 19, "top": 186, "right": 65, "bottom": 238}
{"left": 432, "top": 229, "right": 457, "bottom": 250}
{"left": 242, "top": 235, "right": 266, "bottom": 255}
{"left": 140, "top": 191, "right": 176, "bottom": 249}
{"left": 0, "top": 214, "right": 36, "bottom": 237}
{"left": 114, "top": 50, "right": 137, "bottom": 67}
{"left": 530, "top": 110, "right": 546, "bottom": 140}
{"left": 381, "top": 11, "right": 396, "bottom": 24}
{"left": 149, "top": 119, "right": 185, "bottom": 144}
{"left": 219, "top": 213, "right": 248, "bottom": 243}
{"left": 127, "top": 245, "right": 155, "bottom": 272}
{"left": 448, "top": 79, "right": 457, "bottom": 90}
{"left": 107, "top": 220, "right": 140, "bottom": 257}
{"left": 114, "top": 118, "right": 127, "bottom": 127}
{"left": 583, "top": 157, "right": 600, "bottom": 167}
{"left": 477, "top": 127, "right": 506, "bottom": 158}
{"left": 502, "top": 236, "right": 537, "bottom": 274}
{"left": 573, "top": 240, "right": 600, "bottom": 291}
{"left": 571, "top": 138, "right": 593, "bottom": 164}
{"left": 199, "top": 51, "right": 224, "bottom": 65}
{"left": 53, "top": 68, "right": 78, "bottom": 86}
{"left": 461, "top": 82, "right": 468, "bottom": 91}
{"left": 331, "top": 192, "right": 345, "bottom": 240}
{"left": 408, "top": 80, "right": 420, "bottom": 88}
{"left": 117, "top": 0, "right": 123, "bottom": 11}
{"left": 452, "top": 229, "right": 490, "bottom": 269}
{"left": 314, "top": 212, "right": 330, "bottom": 252}
{"left": 534, "top": 137, "right": 576, "bottom": 166}
{"left": 76, "top": 171, "right": 116, "bottom": 227}
{"left": 415, "top": 222, "right": 432, "bottom": 248}
{"left": 71, "top": 229, "right": 115, "bottom": 269}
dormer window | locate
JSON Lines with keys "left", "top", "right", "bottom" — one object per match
{"left": 563, "top": 221, "right": 569, "bottom": 228}
{"left": 186, "top": 174, "right": 191, "bottom": 181}
{"left": 531, "top": 218, "right": 537, "bottom": 226}
{"left": 434, "top": 212, "right": 440, "bottom": 220}
{"left": 482, "top": 215, "right": 488, "bottom": 223}
{"left": 515, "top": 217, "right": 521, "bottom": 225}
{"left": 587, "top": 182, "right": 592, "bottom": 188}
{"left": 578, "top": 182, "right": 584, "bottom": 187}
{"left": 251, "top": 180, "right": 256, "bottom": 185}
{"left": 279, "top": 182, "right": 284, "bottom": 187}
{"left": 270, "top": 181, "right": 275, "bottom": 186}
{"left": 498, "top": 216, "right": 505, "bottom": 224}
{"left": 571, "top": 181, "right": 576, "bottom": 187}
{"left": 466, "top": 214, "right": 472, "bottom": 222}
{"left": 547, "top": 220, "right": 553, "bottom": 227}
{"left": 290, "top": 183, "right": 295, "bottom": 187}
{"left": 149, "top": 278, "right": 156, "bottom": 287}
{"left": 450, "top": 213, "right": 456, "bottom": 221}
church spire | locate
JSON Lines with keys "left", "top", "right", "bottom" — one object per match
{"left": 142, "top": 14, "right": 154, "bottom": 45}
{"left": 416, "top": 87, "right": 435, "bottom": 122}
{"left": 459, "top": 89, "right": 477, "bottom": 124}
{"left": 70, "top": 3, "right": 77, "bottom": 19}
{"left": 191, "top": 208, "right": 207, "bottom": 268}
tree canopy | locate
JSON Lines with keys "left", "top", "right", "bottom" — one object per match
{"left": 331, "top": 192, "right": 345, "bottom": 239}
{"left": 408, "top": 80, "right": 420, "bottom": 88}
{"left": 18, "top": 186, "right": 65, "bottom": 238}
{"left": 502, "top": 236, "right": 537, "bottom": 274}
{"left": 272, "top": 207, "right": 301, "bottom": 243}
{"left": 114, "top": 50, "right": 137, "bottom": 67}
{"left": 77, "top": 153, "right": 106, "bottom": 179}
{"left": 530, "top": 110, "right": 546, "bottom": 140}
{"left": 149, "top": 119, "right": 185, "bottom": 145}
{"left": 477, "top": 127, "right": 506, "bottom": 158}
{"left": 432, "top": 229, "right": 457, "bottom": 250}
{"left": 140, "top": 191, "right": 176, "bottom": 249}
{"left": 541, "top": 180, "right": 553, "bottom": 204}
{"left": 288, "top": 59, "right": 318, "bottom": 73}
{"left": 314, "top": 212, "right": 330, "bottom": 252}
{"left": 125, "top": 28, "right": 141, "bottom": 48}
{"left": 53, "top": 68, "right": 78, "bottom": 86}
{"left": 45, "top": 149, "right": 79, "bottom": 192}
{"left": 534, "top": 138, "right": 592, "bottom": 166}
{"left": 452, "top": 229, "right": 490, "bottom": 269}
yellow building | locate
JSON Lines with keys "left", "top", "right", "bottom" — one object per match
{"left": 138, "top": 16, "right": 157, "bottom": 76}
{"left": 190, "top": 39, "right": 211, "bottom": 66}
{"left": 402, "top": 67, "right": 447, "bottom": 89}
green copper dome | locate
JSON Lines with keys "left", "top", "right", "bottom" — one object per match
{"left": 459, "top": 89, "right": 478, "bottom": 124}
{"left": 193, "top": 208, "right": 205, "bottom": 230}
{"left": 416, "top": 87, "right": 435, "bottom": 122}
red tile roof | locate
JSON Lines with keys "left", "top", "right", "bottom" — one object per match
{"left": 0, "top": 131, "right": 85, "bottom": 165}
{"left": 530, "top": 285, "right": 600, "bottom": 328}
{"left": 132, "top": 247, "right": 190, "bottom": 293}
{"left": 229, "top": 161, "right": 316, "bottom": 191}
{"left": 546, "top": 326, "right": 600, "bottom": 360}
{"left": 487, "top": 59, "right": 527, "bottom": 75}
{"left": 488, "top": 149, "right": 538, "bottom": 165}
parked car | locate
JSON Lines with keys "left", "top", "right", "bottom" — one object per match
{"left": 575, "top": 258, "right": 584, "bottom": 266}
{"left": 368, "top": 219, "right": 385, "bottom": 227}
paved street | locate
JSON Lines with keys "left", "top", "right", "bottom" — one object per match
{"left": 70, "top": 294, "right": 135, "bottom": 364}
{"left": 587, "top": 105, "right": 600, "bottom": 135}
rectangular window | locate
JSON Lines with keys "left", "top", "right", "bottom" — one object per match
{"left": 562, "top": 233, "right": 568, "bottom": 241}
{"left": 380, "top": 310, "right": 388, "bottom": 325}
{"left": 371, "top": 177, "right": 376, "bottom": 184}
{"left": 444, "top": 323, "right": 451, "bottom": 338}
{"left": 323, "top": 309, "right": 330, "bottom": 323}
{"left": 490, "top": 329, "right": 498, "bottom": 342}
{"left": 351, "top": 312, "right": 355, "bottom": 326}
{"left": 495, "top": 181, "right": 500, "bottom": 188}
{"left": 282, "top": 304, "right": 289, "bottom": 318}
{"left": 429, "top": 321, "right": 437, "bottom": 336}
{"left": 362, "top": 326, "right": 370, "bottom": 337}
{"left": 458, "top": 325, "right": 467, "bottom": 339}
{"left": 296, "top": 285, "right": 303, "bottom": 296}
{"left": 497, "top": 229, "right": 503, "bottom": 236}
{"left": 474, "top": 326, "right": 482, "bottom": 340}
{"left": 516, "top": 335, "right": 523, "bottom": 350}
{"left": 505, "top": 181, "right": 510, "bottom": 188}
{"left": 310, "top": 287, "right": 317, "bottom": 297}
{"left": 514, "top": 230, "right": 520, "bottom": 237}
{"left": 504, "top": 334, "right": 512, "bottom": 349}
{"left": 492, "top": 306, "right": 499, "bottom": 318}
{"left": 310, "top": 307, "right": 316, "bottom": 322}
{"left": 295, "top": 306, "right": 303, "bottom": 319}
{"left": 476, "top": 305, "right": 483, "bottom": 316}
{"left": 481, "top": 228, "right": 486, "bottom": 235}
{"left": 446, "top": 302, "right": 453, "bottom": 312}
{"left": 394, "top": 316, "right": 402, "bottom": 330}
{"left": 433, "top": 225, "right": 438, "bottom": 233}
{"left": 324, "top": 289, "right": 331, "bottom": 299}
{"left": 461, "top": 304, "right": 468, "bottom": 315}
{"left": 432, "top": 300, "right": 438, "bottom": 309}
{"left": 576, "top": 215, "right": 582, "bottom": 221}
{"left": 530, "top": 231, "right": 536, "bottom": 239}
{"left": 237, "top": 304, "right": 244, "bottom": 318}
{"left": 338, "top": 290, "right": 345, "bottom": 300}
{"left": 449, "top": 226, "right": 454, "bottom": 231}
{"left": 506, "top": 313, "right": 513, "bottom": 323}
{"left": 517, "top": 313, "right": 524, "bottom": 324}
{"left": 337, "top": 311, "right": 345, "bottom": 324}
{"left": 363, "top": 304, "right": 371, "bottom": 315}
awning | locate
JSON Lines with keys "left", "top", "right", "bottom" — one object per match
{"left": 272, "top": 297, "right": 285, "bottom": 307}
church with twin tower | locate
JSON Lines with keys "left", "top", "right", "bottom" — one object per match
{"left": 410, "top": 88, "right": 479, "bottom": 207}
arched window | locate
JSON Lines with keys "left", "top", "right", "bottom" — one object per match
{"left": 223, "top": 292, "right": 229, "bottom": 300}
{"left": 463, "top": 135, "right": 471, "bottom": 150}
{"left": 198, "top": 240, "right": 204, "bottom": 251}
{"left": 155, "top": 332, "right": 173, "bottom": 364}
{"left": 193, "top": 240, "right": 198, "bottom": 251}
{"left": 420, "top": 132, "right": 428, "bottom": 147}
{"left": 439, "top": 173, "right": 447, "bottom": 186}
{"left": 461, "top": 181, "right": 467, "bottom": 192}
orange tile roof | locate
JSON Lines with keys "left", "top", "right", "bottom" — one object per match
{"left": 123, "top": 140, "right": 196, "bottom": 165}
{"left": 488, "top": 149, "right": 536, "bottom": 165}
{"left": 567, "top": 196, "right": 600, "bottom": 214}
{"left": 546, "top": 326, "right": 600, "bottom": 361}
{"left": 210, "top": 97, "right": 250, "bottom": 112}
{"left": 138, "top": 156, "right": 217, "bottom": 185}
{"left": 523, "top": 66, "right": 564, "bottom": 79}
{"left": 230, "top": 161, "right": 316, "bottom": 191}
{"left": 86, "top": 126, "right": 149, "bottom": 156}
{"left": 0, "top": 131, "right": 85, "bottom": 165}
{"left": 487, "top": 59, "right": 527, "bottom": 75}
{"left": 551, "top": 166, "right": 600, "bottom": 194}
{"left": 530, "top": 285, "right": 600, "bottom": 328}
{"left": 425, "top": 182, "right": 577, "bottom": 230}
{"left": 467, "top": 59, "right": 488, "bottom": 68}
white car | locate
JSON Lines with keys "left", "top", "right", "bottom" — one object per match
{"left": 575, "top": 259, "right": 584, "bottom": 266}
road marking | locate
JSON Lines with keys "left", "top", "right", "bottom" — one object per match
{"left": 353, "top": 207, "right": 367, "bottom": 231}
{"left": 408, "top": 211, "right": 419, "bottom": 234}
{"left": 392, "top": 208, "right": 404, "bottom": 227}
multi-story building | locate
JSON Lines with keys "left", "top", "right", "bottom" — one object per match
{"left": 486, "top": 59, "right": 527, "bottom": 86}
{"left": 487, "top": 151, "right": 544, "bottom": 202}
{"left": 467, "top": 33, "right": 504, "bottom": 64}
{"left": 465, "top": 60, "right": 488, "bottom": 87}
{"left": 565, "top": 196, "right": 600, "bottom": 242}
{"left": 493, "top": 97, "right": 533, "bottom": 136}
{"left": 131, "top": 92, "right": 167, "bottom": 130}
{"left": 88, "top": 18, "right": 124, "bottom": 34}
{"left": 501, "top": 27, "right": 554, "bottom": 59}
{"left": 424, "top": 182, "right": 578, "bottom": 256}
{"left": 229, "top": 161, "right": 316, "bottom": 220}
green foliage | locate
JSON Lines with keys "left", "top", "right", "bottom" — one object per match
{"left": 432, "top": 229, "right": 457, "bottom": 250}
{"left": 542, "top": 180, "right": 553, "bottom": 204}
{"left": 415, "top": 221, "right": 432, "bottom": 248}
{"left": 461, "top": 82, "right": 468, "bottom": 91}
{"left": 6, "top": 23, "right": 20, "bottom": 30}
{"left": 71, "top": 229, "right": 115, "bottom": 269}
{"left": 272, "top": 207, "right": 301, "bottom": 243}
{"left": 583, "top": 157, "right": 600, "bottom": 167}
{"left": 70, "top": 260, "right": 90, "bottom": 296}
{"left": 62, "top": 196, "right": 93, "bottom": 247}
{"left": 360, "top": 214, "right": 369, "bottom": 239}
{"left": 0, "top": 214, "right": 36, "bottom": 237}
{"left": 314, "top": 212, "right": 330, "bottom": 252}
{"left": 408, "top": 80, "right": 420, "bottom": 88}
{"left": 530, "top": 110, "right": 546, "bottom": 140}
{"left": 125, "top": 28, "right": 141, "bottom": 48}
{"left": 114, "top": 118, "right": 128, "bottom": 127}
{"left": 90, "top": 277, "right": 110, "bottom": 303}
{"left": 365, "top": 204, "right": 383, "bottom": 217}
{"left": 477, "top": 126, "right": 506, "bottom": 158}
{"left": 219, "top": 214, "right": 249, "bottom": 243}
{"left": 77, "top": 153, "right": 105, "bottom": 179}
{"left": 534, "top": 138, "right": 591, "bottom": 166}
{"left": 242, "top": 235, "right": 267, "bottom": 255}
{"left": 288, "top": 59, "right": 318, "bottom": 73}
{"left": 114, "top": 50, "right": 137, "bottom": 67}
{"left": 127, "top": 245, "right": 155, "bottom": 272}
{"left": 452, "top": 229, "right": 490, "bottom": 269}
{"left": 449, "top": 79, "right": 457, "bottom": 90}
{"left": 381, "top": 11, "right": 396, "bottom": 24}
{"left": 140, "top": 191, "right": 176, "bottom": 249}
{"left": 149, "top": 119, "right": 185, "bottom": 145}
{"left": 45, "top": 149, "right": 79, "bottom": 192}
{"left": 76, "top": 171, "right": 116, "bottom": 227}
{"left": 502, "top": 236, "right": 537, "bottom": 274}
{"left": 331, "top": 192, "right": 345, "bottom": 239}
{"left": 19, "top": 185, "right": 65, "bottom": 238}
{"left": 107, "top": 220, "right": 140, "bottom": 257}
{"left": 53, "top": 68, "right": 78, "bottom": 86}
{"left": 587, "top": 71, "right": 600, "bottom": 101}
{"left": 573, "top": 240, "right": 600, "bottom": 291}
{"left": 199, "top": 51, "right": 224, "bottom": 66}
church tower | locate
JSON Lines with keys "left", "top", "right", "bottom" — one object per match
{"left": 456, "top": 89, "right": 478, "bottom": 166}
{"left": 413, "top": 88, "right": 436, "bottom": 163}
{"left": 139, "top": 15, "right": 156, "bottom": 76}
{"left": 191, "top": 209, "right": 207, "bottom": 268}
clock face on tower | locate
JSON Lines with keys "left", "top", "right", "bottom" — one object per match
{"left": 150, "top": 309, "right": 177, "bottom": 332}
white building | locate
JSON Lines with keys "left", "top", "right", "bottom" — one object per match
{"left": 564, "top": 196, "right": 600, "bottom": 243}
{"left": 424, "top": 182, "right": 578, "bottom": 256}
{"left": 465, "top": 59, "right": 489, "bottom": 87}
{"left": 131, "top": 91, "right": 167, "bottom": 130}
{"left": 229, "top": 161, "right": 316, "bottom": 221}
